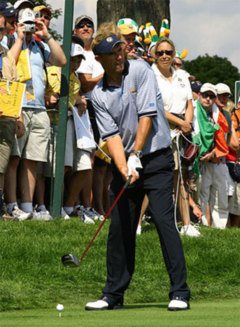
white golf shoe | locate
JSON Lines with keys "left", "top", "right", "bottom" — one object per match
{"left": 168, "top": 296, "right": 190, "bottom": 311}
{"left": 85, "top": 296, "right": 123, "bottom": 310}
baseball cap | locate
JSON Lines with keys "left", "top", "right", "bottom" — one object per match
{"left": 71, "top": 43, "right": 85, "bottom": 59}
{"left": 0, "top": 2, "right": 17, "bottom": 17}
{"left": 191, "top": 80, "right": 202, "bottom": 93}
{"left": 18, "top": 8, "right": 35, "bottom": 24}
{"left": 75, "top": 15, "right": 93, "bottom": 27}
{"left": 215, "top": 83, "right": 232, "bottom": 96}
{"left": 33, "top": 5, "right": 51, "bottom": 17}
{"left": 200, "top": 83, "right": 217, "bottom": 97}
{"left": 93, "top": 34, "right": 124, "bottom": 55}
{"left": 14, "top": 0, "right": 34, "bottom": 10}
{"left": 118, "top": 24, "right": 140, "bottom": 36}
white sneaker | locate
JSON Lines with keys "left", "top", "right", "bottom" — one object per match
{"left": 136, "top": 225, "right": 142, "bottom": 235}
{"left": 12, "top": 206, "right": 32, "bottom": 221}
{"left": 76, "top": 206, "right": 95, "bottom": 224}
{"left": 61, "top": 208, "right": 70, "bottom": 220}
{"left": 81, "top": 214, "right": 95, "bottom": 224}
{"left": 33, "top": 210, "right": 52, "bottom": 221}
{"left": 168, "top": 296, "right": 190, "bottom": 311}
{"left": 79, "top": 206, "right": 100, "bottom": 220}
{"left": 180, "top": 224, "right": 200, "bottom": 237}
{"left": 89, "top": 208, "right": 105, "bottom": 221}
{"left": 142, "top": 214, "right": 151, "bottom": 225}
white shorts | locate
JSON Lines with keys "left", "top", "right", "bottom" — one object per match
{"left": 64, "top": 117, "right": 92, "bottom": 171}
{"left": 226, "top": 167, "right": 235, "bottom": 196}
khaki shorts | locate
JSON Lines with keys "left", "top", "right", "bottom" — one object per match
{"left": 11, "top": 109, "right": 50, "bottom": 162}
{"left": 37, "top": 124, "right": 56, "bottom": 177}
{"left": 0, "top": 119, "right": 16, "bottom": 173}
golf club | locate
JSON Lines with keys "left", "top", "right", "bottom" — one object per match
{"left": 62, "top": 175, "right": 132, "bottom": 267}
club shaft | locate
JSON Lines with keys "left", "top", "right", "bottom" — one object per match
{"left": 80, "top": 176, "right": 132, "bottom": 261}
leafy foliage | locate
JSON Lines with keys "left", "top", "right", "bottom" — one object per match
{"left": 183, "top": 54, "right": 240, "bottom": 95}
{"left": 8, "top": 0, "right": 63, "bottom": 41}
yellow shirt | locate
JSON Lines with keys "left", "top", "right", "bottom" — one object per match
{"left": 45, "top": 66, "right": 81, "bottom": 123}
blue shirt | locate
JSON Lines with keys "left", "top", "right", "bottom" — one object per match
{"left": 91, "top": 60, "right": 171, "bottom": 155}
{"left": 22, "top": 37, "right": 50, "bottom": 109}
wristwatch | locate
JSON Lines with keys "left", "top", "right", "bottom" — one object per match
{"left": 131, "top": 150, "right": 143, "bottom": 159}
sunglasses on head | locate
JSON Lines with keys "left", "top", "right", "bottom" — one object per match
{"left": 76, "top": 22, "right": 93, "bottom": 29}
{"left": 155, "top": 50, "right": 173, "bottom": 57}
{"left": 201, "top": 92, "right": 216, "bottom": 99}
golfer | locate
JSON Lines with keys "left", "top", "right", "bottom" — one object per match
{"left": 85, "top": 23, "right": 190, "bottom": 311}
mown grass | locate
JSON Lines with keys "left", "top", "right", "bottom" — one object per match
{"left": 0, "top": 219, "right": 240, "bottom": 312}
{"left": 0, "top": 299, "right": 240, "bottom": 327}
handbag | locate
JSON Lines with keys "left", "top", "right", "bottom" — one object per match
{"left": 182, "top": 142, "right": 200, "bottom": 163}
{"left": 226, "top": 161, "right": 240, "bottom": 183}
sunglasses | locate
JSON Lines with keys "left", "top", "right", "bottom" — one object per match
{"left": 201, "top": 92, "right": 216, "bottom": 99}
{"left": 155, "top": 50, "right": 173, "bottom": 57}
{"left": 76, "top": 22, "right": 93, "bottom": 29}
{"left": 0, "top": 27, "right": 5, "bottom": 32}
{"left": 174, "top": 62, "right": 182, "bottom": 67}
{"left": 218, "top": 93, "right": 230, "bottom": 97}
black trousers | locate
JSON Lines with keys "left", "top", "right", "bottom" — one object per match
{"left": 102, "top": 147, "right": 190, "bottom": 303}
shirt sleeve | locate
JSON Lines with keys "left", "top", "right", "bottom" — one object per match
{"left": 42, "top": 41, "right": 51, "bottom": 63}
{"left": 91, "top": 89, "right": 120, "bottom": 141}
{"left": 135, "top": 62, "right": 158, "bottom": 118}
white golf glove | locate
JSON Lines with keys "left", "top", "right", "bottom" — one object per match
{"left": 127, "top": 154, "right": 143, "bottom": 176}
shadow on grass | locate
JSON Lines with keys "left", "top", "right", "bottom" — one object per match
{"left": 124, "top": 303, "right": 167, "bottom": 310}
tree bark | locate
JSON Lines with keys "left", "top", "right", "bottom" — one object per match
{"left": 97, "top": 0, "right": 170, "bottom": 33}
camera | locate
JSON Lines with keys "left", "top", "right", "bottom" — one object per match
{"left": 135, "top": 46, "right": 145, "bottom": 58}
{"left": 24, "top": 23, "right": 36, "bottom": 33}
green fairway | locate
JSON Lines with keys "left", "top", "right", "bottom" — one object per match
{"left": 0, "top": 299, "right": 239, "bottom": 327}
{"left": 0, "top": 218, "right": 240, "bottom": 324}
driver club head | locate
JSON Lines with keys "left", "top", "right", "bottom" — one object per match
{"left": 61, "top": 254, "right": 81, "bottom": 268}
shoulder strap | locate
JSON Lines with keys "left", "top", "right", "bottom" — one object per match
{"left": 233, "top": 110, "right": 240, "bottom": 132}
{"left": 35, "top": 40, "right": 49, "bottom": 88}
{"left": 7, "top": 34, "right": 16, "bottom": 49}
{"left": 0, "top": 54, "right": 2, "bottom": 79}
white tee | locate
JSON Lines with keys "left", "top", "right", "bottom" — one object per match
{"left": 152, "top": 64, "right": 192, "bottom": 115}
{"left": 76, "top": 50, "right": 104, "bottom": 99}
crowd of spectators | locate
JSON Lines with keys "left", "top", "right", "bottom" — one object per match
{"left": 0, "top": 0, "right": 240, "bottom": 235}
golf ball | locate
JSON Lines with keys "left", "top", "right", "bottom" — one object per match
{"left": 56, "top": 304, "right": 64, "bottom": 311}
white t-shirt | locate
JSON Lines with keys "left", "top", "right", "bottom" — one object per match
{"left": 76, "top": 50, "right": 104, "bottom": 99}
{"left": 152, "top": 64, "right": 192, "bottom": 115}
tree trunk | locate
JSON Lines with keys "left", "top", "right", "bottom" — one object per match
{"left": 97, "top": 0, "right": 170, "bottom": 33}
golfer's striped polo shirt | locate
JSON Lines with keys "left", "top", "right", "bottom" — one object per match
{"left": 91, "top": 59, "right": 171, "bottom": 155}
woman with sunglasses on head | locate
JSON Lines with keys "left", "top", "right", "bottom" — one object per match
{"left": 151, "top": 37, "right": 200, "bottom": 237}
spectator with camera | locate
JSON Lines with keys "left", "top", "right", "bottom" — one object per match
{"left": 0, "top": 8, "right": 25, "bottom": 219}
{"left": 4, "top": 7, "right": 66, "bottom": 220}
